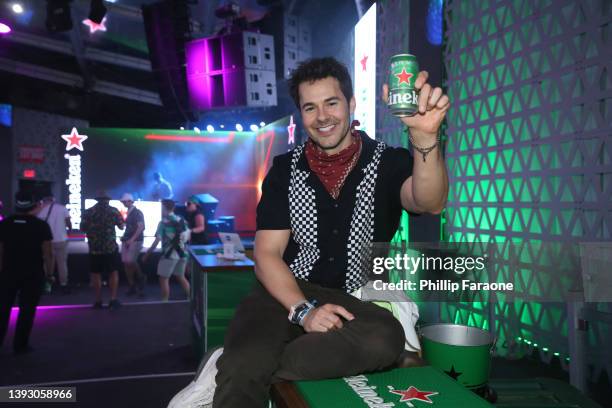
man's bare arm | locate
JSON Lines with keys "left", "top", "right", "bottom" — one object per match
{"left": 254, "top": 230, "right": 355, "bottom": 332}
{"left": 128, "top": 222, "right": 145, "bottom": 243}
{"left": 254, "top": 229, "right": 306, "bottom": 310}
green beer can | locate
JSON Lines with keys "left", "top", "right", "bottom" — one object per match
{"left": 388, "top": 54, "right": 419, "bottom": 117}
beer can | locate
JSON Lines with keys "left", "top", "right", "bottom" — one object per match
{"left": 388, "top": 54, "right": 419, "bottom": 117}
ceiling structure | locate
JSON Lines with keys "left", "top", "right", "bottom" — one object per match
{"left": 0, "top": 0, "right": 364, "bottom": 127}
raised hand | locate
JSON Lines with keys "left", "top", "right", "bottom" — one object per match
{"left": 383, "top": 71, "right": 450, "bottom": 141}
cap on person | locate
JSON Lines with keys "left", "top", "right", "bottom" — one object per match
{"left": 120, "top": 193, "right": 134, "bottom": 202}
{"left": 95, "top": 190, "right": 111, "bottom": 200}
{"left": 187, "top": 195, "right": 202, "bottom": 207}
{"left": 15, "top": 191, "right": 38, "bottom": 212}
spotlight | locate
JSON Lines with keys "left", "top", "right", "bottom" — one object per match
{"left": 88, "top": 0, "right": 107, "bottom": 24}
{"left": 235, "top": 124, "right": 243, "bottom": 132}
{"left": 206, "top": 125, "right": 214, "bottom": 133}
{"left": 249, "top": 124, "right": 258, "bottom": 132}
{"left": 12, "top": 3, "right": 24, "bottom": 14}
{"left": 260, "top": 121, "right": 266, "bottom": 127}
{"left": 194, "top": 126, "right": 201, "bottom": 133}
{"left": 219, "top": 124, "right": 225, "bottom": 129}
{"left": 46, "top": 0, "right": 73, "bottom": 33}
{"left": 0, "top": 22, "right": 11, "bottom": 34}
{"left": 179, "top": 126, "right": 185, "bottom": 130}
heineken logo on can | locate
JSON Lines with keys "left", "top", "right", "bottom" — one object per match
{"left": 388, "top": 54, "right": 419, "bottom": 117}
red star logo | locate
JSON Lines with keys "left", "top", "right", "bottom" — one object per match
{"left": 61, "top": 127, "right": 88, "bottom": 151}
{"left": 395, "top": 68, "right": 413, "bottom": 86}
{"left": 360, "top": 55, "right": 368, "bottom": 72}
{"left": 83, "top": 17, "right": 107, "bottom": 33}
{"left": 390, "top": 386, "right": 438, "bottom": 404}
{"left": 287, "top": 115, "right": 296, "bottom": 144}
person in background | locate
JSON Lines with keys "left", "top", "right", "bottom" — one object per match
{"left": 81, "top": 190, "right": 124, "bottom": 310}
{"left": 120, "top": 193, "right": 146, "bottom": 297}
{"left": 143, "top": 200, "right": 190, "bottom": 302}
{"left": 152, "top": 172, "right": 173, "bottom": 201}
{"left": 0, "top": 191, "right": 54, "bottom": 354}
{"left": 37, "top": 194, "right": 72, "bottom": 294}
{"left": 185, "top": 195, "right": 206, "bottom": 245}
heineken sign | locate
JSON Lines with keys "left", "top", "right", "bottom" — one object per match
{"left": 344, "top": 375, "right": 438, "bottom": 407}
{"left": 61, "top": 127, "right": 88, "bottom": 230}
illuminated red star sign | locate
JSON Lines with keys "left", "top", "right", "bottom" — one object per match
{"left": 287, "top": 115, "right": 296, "bottom": 144}
{"left": 82, "top": 17, "right": 107, "bottom": 33}
{"left": 61, "top": 127, "right": 88, "bottom": 151}
{"left": 360, "top": 55, "right": 368, "bottom": 72}
{"left": 389, "top": 386, "right": 438, "bottom": 404}
{"left": 396, "top": 68, "right": 414, "bottom": 86}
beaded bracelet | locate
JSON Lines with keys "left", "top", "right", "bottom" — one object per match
{"left": 405, "top": 128, "right": 441, "bottom": 162}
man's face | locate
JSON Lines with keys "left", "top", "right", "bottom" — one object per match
{"left": 121, "top": 200, "right": 133, "bottom": 209}
{"left": 298, "top": 77, "right": 355, "bottom": 155}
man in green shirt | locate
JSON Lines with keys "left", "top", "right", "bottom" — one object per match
{"left": 144, "top": 200, "right": 190, "bottom": 301}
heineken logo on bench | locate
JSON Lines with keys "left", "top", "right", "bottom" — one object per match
{"left": 344, "top": 375, "right": 439, "bottom": 407}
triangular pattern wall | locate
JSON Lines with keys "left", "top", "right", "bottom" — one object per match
{"left": 444, "top": 0, "right": 612, "bottom": 383}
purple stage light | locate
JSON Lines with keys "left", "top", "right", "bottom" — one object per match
{"left": 0, "top": 22, "right": 12, "bottom": 34}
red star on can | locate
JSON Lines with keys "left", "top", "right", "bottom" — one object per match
{"left": 395, "top": 68, "right": 414, "bottom": 86}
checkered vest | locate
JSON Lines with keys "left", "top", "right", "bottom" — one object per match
{"left": 288, "top": 140, "right": 387, "bottom": 292}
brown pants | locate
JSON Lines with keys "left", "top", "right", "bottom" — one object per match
{"left": 213, "top": 280, "right": 405, "bottom": 408}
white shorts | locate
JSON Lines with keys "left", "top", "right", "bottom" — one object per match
{"left": 121, "top": 241, "right": 143, "bottom": 264}
{"left": 157, "top": 258, "right": 187, "bottom": 278}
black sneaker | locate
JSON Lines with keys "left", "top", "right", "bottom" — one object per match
{"left": 126, "top": 286, "right": 137, "bottom": 296}
{"left": 92, "top": 301, "right": 103, "bottom": 309}
{"left": 108, "top": 299, "right": 121, "bottom": 310}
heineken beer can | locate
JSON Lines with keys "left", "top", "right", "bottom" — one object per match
{"left": 388, "top": 54, "right": 419, "bottom": 117}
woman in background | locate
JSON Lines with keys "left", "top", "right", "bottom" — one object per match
{"left": 185, "top": 196, "right": 206, "bottom": 245}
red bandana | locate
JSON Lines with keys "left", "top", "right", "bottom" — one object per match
{"left": 305, "top": 120, "right": 362, "bottom": 199}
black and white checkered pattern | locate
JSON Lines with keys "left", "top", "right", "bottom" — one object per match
{"left": 288, "top": 144, "right": 319, "bottom": 279}
{"left": 345, "top": 141, "right": 387, "bottom": 292}
{"left": 287, "top": 140, "right": 388, "bottom": 291}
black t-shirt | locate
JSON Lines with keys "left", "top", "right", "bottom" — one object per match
{"left": 122, "top": 207, "right": 145, "bottom": 242}
{"left": 185, "top": 211, "right": 207, "bottom": 245}
{"left": 256, "top": 132, "right": 414, "bottom": 290}
{"left": 0, "top": 214, "right": 53, "bottom": 275}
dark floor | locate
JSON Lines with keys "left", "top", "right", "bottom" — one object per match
{"left": 1, "top": 283, "right": 198, "bottom": 408}
{"left": 1, "top": 282, "right": 608, "bottom": 407}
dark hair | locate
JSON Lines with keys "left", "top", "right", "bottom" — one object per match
{"left": 161, "top": 199, "right": 175, "bottom": 212}
{"left": 288, "top": 57, "right": 353, "bottom": 109}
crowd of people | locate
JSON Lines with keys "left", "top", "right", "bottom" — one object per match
{"left": 0, "top": 189, "right": 207, "bottom": 354}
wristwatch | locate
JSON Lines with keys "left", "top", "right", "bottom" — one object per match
{"left": 288, "top": 299, "right": 318, "bottom": 326}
